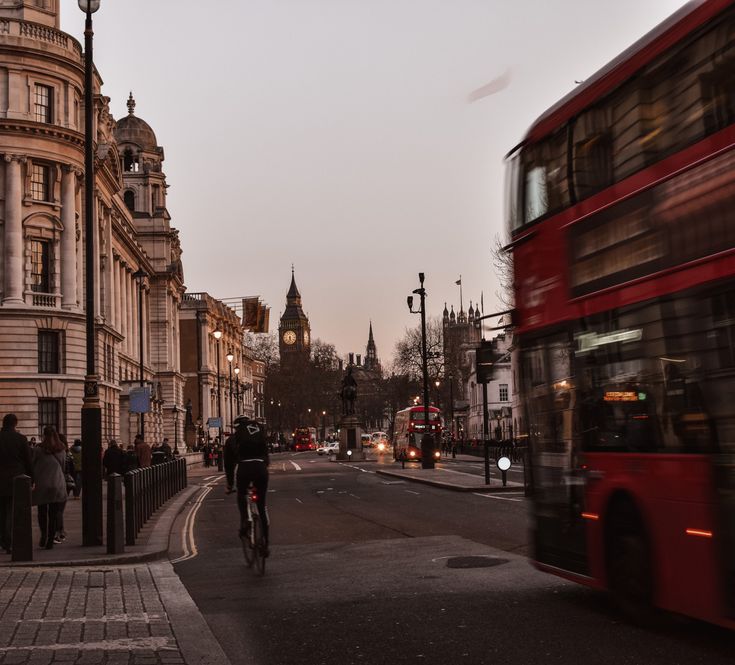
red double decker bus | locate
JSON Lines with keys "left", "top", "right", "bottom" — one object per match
{"left": 392, "top": 405, "right": 443, "bottom": 463}
{"left": 508, "top": 0, "right": 735, "bottom": 627}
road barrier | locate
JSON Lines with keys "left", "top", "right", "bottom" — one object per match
{"left": 121, "top": 458, "right": 187, "bottom": 547}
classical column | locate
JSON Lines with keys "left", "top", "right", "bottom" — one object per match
{"left": 125, "top": 268, "right": 133, "bottom": 356}
{"left": 114, "top": 256, "right": 121, "bottom": 333}
{"left": 60, "top": 166, "right": 78, "bottom": 309}
{"left": 3, "top": 155, "right": 25, "bottom": 305}
{"left": 93, "top": 203, "right": 101, "bottom": 320}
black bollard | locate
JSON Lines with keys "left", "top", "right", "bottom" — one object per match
{"left": 124, "top": 472, "right": 136, "bottom": 546}
{"left": 11, "top": 475, "right": 33, "bottom": 562}
{"left": 106, "top": 473, "right": 124, "bottom": 554}
{"left": 484, "top": 440, "right": 490, "bottom": 485}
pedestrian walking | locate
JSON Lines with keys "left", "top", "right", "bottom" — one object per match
{"left": 103, "top": 439, "right": 125, "bottom": 477}
{"left": 0, "top": 414, "right": 33, "bottom": 554}
{"left": 55, "top": 433, "right": 73, "bottom": 542}
{"left": 70, "top": 439, "right": 83, "bottom": 499}
{"left": 32, "top": 426, "right": 67, "bottom": 550}
{"left": 134, "top": 435, "right": 152, "bottom": 468}
{"left": 123, "top": 445, "right": 139, "bottom": 474}
{"left": 29, "top": 437, "right": 37, "bottom": 447}
{"left": 160, "top": 438, "right": 173, "bottom": 460}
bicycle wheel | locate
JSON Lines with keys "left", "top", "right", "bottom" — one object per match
{"left": 252, "top": 514, "right": 266, "bottom": 576}
{"left": 241, "top": 520, "right": 255, "bottom": 567}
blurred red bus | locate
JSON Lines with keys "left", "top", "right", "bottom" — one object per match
{"left": 392, "top": 406, "right": 442, "bottom": 463}
{"left": 507, "top": 0, "right": 735, "bottom": 627}
{"left": 293, "top": 427, "right": 317, "bottom": 451}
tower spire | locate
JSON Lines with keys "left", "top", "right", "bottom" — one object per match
{"left": 127, "top": 91, "right": 136, "bottom": 116}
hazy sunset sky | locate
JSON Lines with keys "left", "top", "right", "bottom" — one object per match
{"left": 60, "top": 0, "right": 688, "bottom": 363}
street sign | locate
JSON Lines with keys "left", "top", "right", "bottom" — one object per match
{"left": 207, "top": 417, "right": 222, "bottom": 429}
{"left": 129, "top": 386, "right": 150, "bottom": 413}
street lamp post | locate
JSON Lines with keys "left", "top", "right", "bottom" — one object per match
{"left": 213, "top": 330, "right": 222, "bottom": 445}
{"left": 226, "top": 352, "right": 234, "bottom": 429}
{"left": 407, "top": 272, "right": 434, "bottom": 469}
{"left": 172, "top": 405, "right": 179, "bottom": 452}
{"left": 234, "top": 366, "right": 240, "bottom": 413}
{"left": 79, "top": 0, "right": 103, "bottom": 547}
{"left": 448, "top": 372, "right": 455, "bottom": 456}
{"left": 133, "top": 269, "right": 147, "bottom": 438}
{"left": 321, "top": 410, "right": 326, "bottom": 441}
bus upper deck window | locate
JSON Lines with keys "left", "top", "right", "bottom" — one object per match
{"left": 525, "top": 166, "right": 548, "bottom": 222}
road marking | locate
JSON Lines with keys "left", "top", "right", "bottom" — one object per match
{"left": 338, "top": 463, "right": 375, "bottom": 474}
{"left": 349, "top": 493, "right": 361, "bottom": 500}
{"left": 472, "top": 492, "right": 522, "bottom": 502}
{"left": 295, "top": 498, "right": 303, "bottom": 503}
{"left": 171, "top": 476, "right": 223, "bottom": 564}
{"left": 282, "top": 463, "right": 286, "bottom": 471}
{"left": 290, "top": 460, "right": 302, "bottom": 471}
{"left": 404, "top": 490, "right": 420, "bottom": 495}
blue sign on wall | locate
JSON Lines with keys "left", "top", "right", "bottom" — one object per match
{"left": 129, "top": 386, "right": 151, "bottom": 413}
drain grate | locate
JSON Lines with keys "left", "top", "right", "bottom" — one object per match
{"left": 446, "top": 556, "right": 509, "bottom": 569}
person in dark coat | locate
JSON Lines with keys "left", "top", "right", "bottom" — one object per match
{"left": 32, "top": 426, "right": 67, "bottom": 550}
{"left": 103, "top": 440, "right": 125, "bottom": 476}
{"left": 123, "top": 445, "right": 139, "bottom": 474}
{"left": 0, "top": 414, "right": 33, "bottom": 554}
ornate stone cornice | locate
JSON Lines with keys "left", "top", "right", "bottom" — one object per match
{"left": 0, "top": 119, "right": 84, "bottom": 149}
{"left": 3, "top": 153, "right": 26, "bottom": 163}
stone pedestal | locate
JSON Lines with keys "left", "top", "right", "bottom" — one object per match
{"left": 336, "top": 415, "right": 364, "bottom": 461}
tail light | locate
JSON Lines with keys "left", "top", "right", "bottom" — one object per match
{"left": 250, "top": 491, "right": 258, "bottom": 501}
{"left": 434, "top": 451, "right": 440, "bottom": 458}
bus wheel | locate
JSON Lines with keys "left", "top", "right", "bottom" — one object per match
{"left": 606, "top": 505, "right": 657, "bottom": 626}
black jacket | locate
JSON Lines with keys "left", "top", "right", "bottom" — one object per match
{"left": 224, "top": 423, "right": 269, "bottom": 488}
{"left": 103, "top": 445, "right": 126, "bottom": 476}
{"left": 0, "top": 428, "right": 33, "bottom": 497}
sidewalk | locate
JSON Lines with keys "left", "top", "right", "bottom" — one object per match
{"left": 376, "top": 455, "right": 523, "bottom": 492}
{"left": 0, "top": 465, "right": 231, "bottom": 665}
{"left": 0, "top": 465, "right": 218, "bottom": 568}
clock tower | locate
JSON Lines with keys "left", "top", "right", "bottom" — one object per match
{"left": 279, "top": 268, "right": 311, "bottom": 368}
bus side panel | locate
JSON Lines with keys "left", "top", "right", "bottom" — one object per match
{"left": 585, "top": 453, "right": 721, "bottom": 622}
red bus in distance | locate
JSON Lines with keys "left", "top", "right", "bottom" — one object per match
{"left": 507, "top": 0, "right": 735, "bottom": 628}
{"left": 392, "top": 405, "right": 442, "bottom": 463}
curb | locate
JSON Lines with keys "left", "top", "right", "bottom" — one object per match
{"left": 151, "top": 561, "right": 233, "bottom": 665}
{"left": 1, "top": 483, "right": 201, "bottom": 568}
{"left": 375, "top": 468, "right": 525, "bottom": 493}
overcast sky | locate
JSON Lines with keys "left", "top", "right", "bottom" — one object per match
{"left": 60, "top": 0, "right": 688, "bottom": 363}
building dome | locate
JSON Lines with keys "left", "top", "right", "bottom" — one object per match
{"left": 114, "top": 93, "right": 158, "bottom": 151}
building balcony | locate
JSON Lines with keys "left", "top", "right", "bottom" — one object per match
{"left": 0, "top": 18, "right": 82, "bottom": 61}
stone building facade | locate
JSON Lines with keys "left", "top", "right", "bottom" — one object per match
{"left": 0, "top": 1, "right": 184, "bottom": 444}
{"left": 179, "top": 292, "right": 254, "bottom": 445}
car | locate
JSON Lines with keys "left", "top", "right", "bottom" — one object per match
{"left": 317, "top": 442, "right": 340, "bottom": 455}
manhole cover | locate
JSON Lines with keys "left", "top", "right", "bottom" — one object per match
{"left": 446, "top": 556, "right": 509, "bottom": 569}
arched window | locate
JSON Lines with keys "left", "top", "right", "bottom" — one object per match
{"left": 123, "top": 149, "right": 139, "bottom": 173}
{"left": 124, "top": 190, "right": 135, "bottom": 212}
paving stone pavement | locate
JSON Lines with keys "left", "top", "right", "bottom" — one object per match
{"left": 0, "top": 565, "right": 186, "bottom": 665}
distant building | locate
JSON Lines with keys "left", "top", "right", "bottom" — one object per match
{"left": 345, "top": 324, "right": 387, "bottom": 431}
{"left": 179, "top": 293, "right": 252, "bottom": 444}
{"left": 465, "top": 333, "right": 512, "bottom": 441}
{"left": 442, "top": 301, "right": 482, "bottom": 438}
{"left": 278, "top": 268, "right": 310, "bottom": 369}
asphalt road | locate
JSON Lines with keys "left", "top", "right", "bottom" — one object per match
{"left": 172, "top": 453, "right": 735, "bottom": 665}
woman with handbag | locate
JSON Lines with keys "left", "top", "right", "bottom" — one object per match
{"left": 32, "top": 426, "right": 68, "bottom": 549}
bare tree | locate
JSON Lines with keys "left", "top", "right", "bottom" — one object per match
{"left": 491, "top": 233, "right": 514, "bottom": 309}
{"left": 392, "top": 317, "right": 444, "bottom": 382}
{"left": 246, "top": 332, "right": 279, "bottom": 368}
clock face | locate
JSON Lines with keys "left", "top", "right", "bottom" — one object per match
{"left": 303, "top": 330, "right": 310, "bottom": 345}
{"left": 283, "top": 330, "right": 297, "bottom": 345}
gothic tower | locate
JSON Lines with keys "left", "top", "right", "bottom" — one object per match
{"left": 364, "top": 321, "right": 379, "bottom": 372}
{"left": 279, "top": 268, "right": 311, "bottom": 368}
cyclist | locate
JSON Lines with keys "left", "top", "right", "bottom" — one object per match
{"left": 224, "top": 414, "right": 270, "bottom": 555}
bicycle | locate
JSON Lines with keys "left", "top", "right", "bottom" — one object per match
{"left": 239, "top": 485, "right": 267, "bottom": 575}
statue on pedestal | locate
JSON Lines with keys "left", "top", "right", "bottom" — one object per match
{"left": 339, "top": 366, "right": 358, "bottom": 416}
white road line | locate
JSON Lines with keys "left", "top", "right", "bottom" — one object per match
{"left": 290, "top": 461, "right": 302, "bottom": 471}
{"left": 472, "top": 492, "right": 522, "bottom": 502}
{"left": 404, "top": 490, "right": 420, "bottom": 495}
{"left": 282, "top": 463, "right": 286, "bottom": 471}
{"left": 338, "top": 463, "right": 375, "bottom": 474}
{"left": 348, "top": 493, "right": 361, "bottom": 500}
{"left": 295, "top": 498, "right": 303, "bottom": 503}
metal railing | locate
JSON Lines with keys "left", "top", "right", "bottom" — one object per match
{"left": 122, "top": 458, "right": 187, "bottom": 547}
